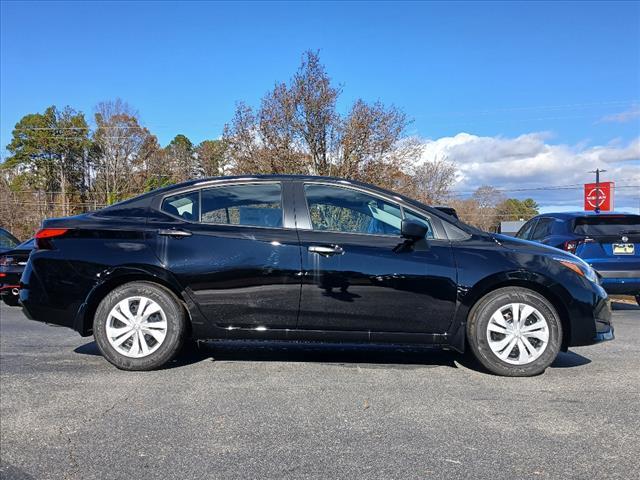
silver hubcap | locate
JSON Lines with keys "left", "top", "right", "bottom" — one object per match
{"left": 106, "top": 296, "right": 167, "bottom": 358}
{"left": 486, "top": 302, "right": 550, "bottom": 365}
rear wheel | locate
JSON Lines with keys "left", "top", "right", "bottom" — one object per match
{"left": 93, "top": 282, "right": 187, "bottom": 371}
{"left": 467, "top": 287, "right": 562, "bottom": 376}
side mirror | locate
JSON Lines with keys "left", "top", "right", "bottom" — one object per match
{"left": 401, "top": 219, "right": 428, "bottom": 241}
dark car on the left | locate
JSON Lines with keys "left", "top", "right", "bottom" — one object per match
{"left": 1, "top": 238, "right": 34, "bottom": 306}
{"left": 0, "top": 227, "right": 20, "bottom": 254}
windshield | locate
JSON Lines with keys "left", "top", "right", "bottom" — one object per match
{"left": 573, "top": 215, "right": 640, "bottom": 236}
{"left": 0, "top": 229, "right": 19, "bottom": 249}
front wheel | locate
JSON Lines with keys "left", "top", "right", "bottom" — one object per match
{"left": 93, "top": 281, "right": 187, "bottom": 371}
{"left": 467, "top": 287, "right": 562, "bottom": 377}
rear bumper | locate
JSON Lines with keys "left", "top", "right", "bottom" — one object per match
{"left": 599, "top": 273, "right": 640, "bottom": 295}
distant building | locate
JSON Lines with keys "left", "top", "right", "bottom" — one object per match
{"left": 499, "top": 220, "right": 526, "bottom": 236}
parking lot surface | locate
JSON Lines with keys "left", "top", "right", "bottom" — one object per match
{"left": 1, "top": 303, "right": 639, "bottom": 480}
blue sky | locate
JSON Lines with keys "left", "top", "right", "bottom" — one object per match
{"left": 1, "top": 1, "right": 639, "bottom": 210}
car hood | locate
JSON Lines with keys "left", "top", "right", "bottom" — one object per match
{"left": 491, "top": 233, "right": 574, "bottom": 259}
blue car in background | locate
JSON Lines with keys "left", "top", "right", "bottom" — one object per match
{"left": 516, "top": 212, "right": 640, "bottom": 305}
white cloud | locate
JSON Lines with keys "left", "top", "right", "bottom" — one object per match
{"left": 412, "top": 133, "right": 640, "bottom": 211}
{"left": 599, "top": 106, "right": 640, "bottom": 124}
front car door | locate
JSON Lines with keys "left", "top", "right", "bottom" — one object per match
{"left": 293, "top": 181, "right": 458, "bottom": 336}
{"left": 149, "top": 180, "right": 302, "bottom": 336}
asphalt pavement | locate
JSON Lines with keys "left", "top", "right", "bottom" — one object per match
{"left": 1, "top": 302, "right": 639, "bottom": 480}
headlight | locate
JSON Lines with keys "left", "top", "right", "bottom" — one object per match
{"left": 554, "top": 256, "right": 598, "bottom": 283}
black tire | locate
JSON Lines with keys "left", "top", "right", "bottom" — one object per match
{"left": 467, "top": 287, "right": 562, "bottom": 377}
{"left": 2, "top": 294, "right": 20, "bottom": 307}
{"left": 93, "top": 281, "right": 187, "bottom": 371}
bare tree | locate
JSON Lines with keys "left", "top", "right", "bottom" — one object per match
{"left": 223, "top": 51, "right": 411, "bottom": 190}
{"left": 92, "top": 99, "right": 152, "bottom": 204}
{"left": 410, "top": 154, "right": 457, "bottom": 205}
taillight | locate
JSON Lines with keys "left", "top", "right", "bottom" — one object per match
{"left": 562, "top": 238, "right": 592, "bottom": 254}
{"left": 35, "top": 228, "right": 69, "bottom": 249}
{"left": 35, "top": 228, "right": 69, "bottom": 239}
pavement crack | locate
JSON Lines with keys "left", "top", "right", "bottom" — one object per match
{"left": 59, "top": 426, "right": 80, "bottom": 480}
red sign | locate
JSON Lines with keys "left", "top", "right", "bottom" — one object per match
{"left": 584, "top": 182, "right": 614, "bottom": 211}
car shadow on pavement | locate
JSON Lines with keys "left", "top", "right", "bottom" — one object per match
{"left": 611, "top": 301, "right": 639, "bottom": 311}
{"left": 551, "top": 350, "right": 591, "bottom": 368}
{"left": 74, "top": 339, "right": 592, "bottom": 373}
{"left": 74, "top": 340, "right": 463, "bottom": 370}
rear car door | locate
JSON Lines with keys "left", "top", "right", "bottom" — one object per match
{"left": 149, "top": 181, "right": 302, "bottom": 331}
{"left": 293, "top": 181, "right": 457, "bottom": 335}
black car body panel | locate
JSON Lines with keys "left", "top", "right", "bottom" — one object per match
{"left": 20, "top": 175, "right": 613, "bottom": 352}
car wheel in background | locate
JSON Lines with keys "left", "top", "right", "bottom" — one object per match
{"left": 467, "top": 287, "right": 562, "bottom": 377}
{"left": 93, "top": 281, "right": 187, "bottom": 371}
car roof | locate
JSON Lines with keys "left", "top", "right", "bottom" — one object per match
{"left": 534, "top": 211, "right": 639, "bottom": 219}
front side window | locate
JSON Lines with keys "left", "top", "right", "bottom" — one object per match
{"left": 404, "top": 209, "right": 436, "bottom": 239}
{"left": 161, "top": 191, "right": 200, "bottom": 221}
{"left": 304, "top": 184, "right": 402, "bottom": 235}
{"left": 201, "top": 183, "right": 283, "bottom": 228}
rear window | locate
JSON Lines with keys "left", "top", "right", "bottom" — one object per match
{"left": 0, "top": 230, "right": 19, "bottom": 249}
{"left": 573, "top": 215, "right": 640, "bottom": 236}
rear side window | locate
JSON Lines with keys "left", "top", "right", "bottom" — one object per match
{"left": 0, "top": 230, "right": 18, "bottom": 248}
{"left": 531, "top": 218, "right": 554, "bottom": 240}
{"left": 516, "top": 219, "right": 536, "bottom": 239}
{"left": 162, "top": 191, "right": 200, "bottom": 222}
{"left": 573, "top": 215, "right": 640, "bottom": 236}
{"left": 304, "top": 184, "right": 402, "bottom": 235}
{"left": 201, "top": 183, "right": 283, "bottom": 228}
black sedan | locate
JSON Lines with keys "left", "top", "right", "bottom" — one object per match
{"left": 20, "top": 175, "right": 613, "bottom": 376}
{"left": 0, "top": 238, "right": 34, "bottom": 306}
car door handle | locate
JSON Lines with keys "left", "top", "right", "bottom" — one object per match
{"left": 158, "top": 229, "right": 192, "bottom": 238}
{"left": 308, "top": 245, "right": 344, "bottom": 256}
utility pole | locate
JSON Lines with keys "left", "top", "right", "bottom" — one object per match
{"left": 589, "top": 168, "right": 607, "bottom": 214}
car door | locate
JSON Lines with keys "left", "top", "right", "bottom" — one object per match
{"left": 149, "top": 181, "right": 302, "bottom": 331}
{"left": 293, "top": 181, "right": 457, "bottom": 335}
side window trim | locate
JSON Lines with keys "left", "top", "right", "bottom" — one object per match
{"left": 301, "top": 182, "right": 403, "bottom": 237}
{"left": 158, "top": 181, "right": 292, "bottom": 230}
{"left": 296, "top": 181, "right": 449, "bottom": 240}
{"left": 200, "top": 182, "right": 283, "bottom": 228}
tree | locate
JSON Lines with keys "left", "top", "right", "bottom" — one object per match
{"left": 197, "top": 139, "right": 228, "bottom": 177}
{"left": 495, "top": 198, "right": 539, "bottom": 222}
{"left": 223, "top": 50, "right": 411, "bottom": 190}
{"left": 410, "top": 154, "right": 457, "bottom": 205}
{"left": 4, "top": 105, "right": 90, "bottom": 217}
{"left": 92, "top": 99, "right": 153, "bottom": 205}
{"left": 165, "top": 134, "right": 200, "bottom": 183}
